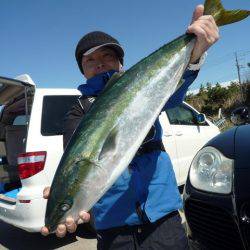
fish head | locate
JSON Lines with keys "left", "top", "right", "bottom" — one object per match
{"left": 45, "top": 187, "right": 74, "bottom": 233}
{"left": 44, "top": 157, "right": 95, "bottom": 233}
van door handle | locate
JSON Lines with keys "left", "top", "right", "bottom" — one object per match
{"left": 164, "top": 133, "right": 173, "bottom": 137}
{"left": 175, "top": 131, "right": 183, "bottom": 136}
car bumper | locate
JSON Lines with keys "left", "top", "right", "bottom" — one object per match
{"left": 0, "top": 190, "right": 46, "bottom": 232}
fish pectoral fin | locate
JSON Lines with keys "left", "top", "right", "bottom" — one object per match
{"left": 98, "top": 127, "right": 118, "bottom": 161}
{"left": 104, "top": 71, "right": 125, "bottom": 91}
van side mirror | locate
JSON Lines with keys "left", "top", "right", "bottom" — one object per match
{"left": 230, "top": 107, "right": 249, "bottom": 125}
{"left": 196, "top": 113, "right": 206, "bottom": 125}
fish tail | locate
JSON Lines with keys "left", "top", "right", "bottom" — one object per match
{"left": 204, "top": 0, "right": 249, "bottom": 27}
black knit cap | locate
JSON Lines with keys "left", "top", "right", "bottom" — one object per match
{"left": 75, "top": 31, "right": 124, "bottom": 75}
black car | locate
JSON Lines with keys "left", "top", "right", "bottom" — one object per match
{"left": 184, "top": 107, "right": 250, "bottom": 250}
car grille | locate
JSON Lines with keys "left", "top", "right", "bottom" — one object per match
{"left": 185, "top": 199, "right": 245, "bottom": 250}
{"left": 243, "top": 226, "right": 250, "bottom": 248}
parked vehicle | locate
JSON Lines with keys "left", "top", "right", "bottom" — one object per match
{"left": 184, "top": 107, "right": 250, "bottom": 250}
{"left": 230, "top": 106, "right": 249, "bottom": 125}
{"left": 161, "top": 102, "right": 220, "bottom": 186}
{"left": 0, "top": 74, "right": 219, "bottom": 232}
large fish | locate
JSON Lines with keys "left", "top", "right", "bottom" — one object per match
{"left": 45, "top": 0, "right": 249, "bottom": 232}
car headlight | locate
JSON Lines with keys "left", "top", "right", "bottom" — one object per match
{"left": 189, "top": 146, "right": 233, "bottom": 194}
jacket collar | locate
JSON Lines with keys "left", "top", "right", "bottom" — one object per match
{"left": 77, "top": 70, "right": 117, "bottom": 96}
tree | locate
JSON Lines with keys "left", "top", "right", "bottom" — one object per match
{"left": 206, "top": 82, "right": 212, "bottom": 92}
{"left": 199, "top": 84, "right": 205, "bottom": 94}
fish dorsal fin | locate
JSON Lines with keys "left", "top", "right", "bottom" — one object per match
{"left": 104, "top": 71, "right": 125, "bottom": 91}
{"left": 204, "top": 0, "right": 249, "bottom": 27}
{"left": 98, "top": 126, "right": 118, "bottom": 161}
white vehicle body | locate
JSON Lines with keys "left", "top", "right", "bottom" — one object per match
{"left": 160, "top": 102, "right": 220, "bottom": 185}
{"left": 0, "top": 75, "right": 220, "bottom": 232}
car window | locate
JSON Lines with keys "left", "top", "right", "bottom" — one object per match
{"left": 41, "top": 95, "right": 80, "bottom": 136}
{"left": 166, "top": 104, "right": 201, "bottom": 125}
{"left": 0, "top": 95, "right": 33, "bottom": 125}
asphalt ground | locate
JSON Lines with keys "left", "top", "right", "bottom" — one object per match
{"left": 0, "top": 222, "right": 97, "bottom": 250}
{"left": 0, "top": 211, "right": 197, "bottom": 250}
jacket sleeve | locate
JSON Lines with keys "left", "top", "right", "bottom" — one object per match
{"left": 162, "top": 69, "right": 199, "bottom": 110}
{"left": 62, "top": 100, "right": 85, "bottom": 150}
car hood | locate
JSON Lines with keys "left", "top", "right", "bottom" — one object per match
{"left": 205, "top": 126, "right": 237, "bottom": 160}
{"left": 234, "top": 124, "right": 250, "bottom": 169}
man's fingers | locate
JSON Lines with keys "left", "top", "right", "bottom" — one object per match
{"left": 56, "top": 224, "right": 67, "bottom": 238}
{"left": 188, "top": 20, "right": 219, "bottom": 45}
{"left": 66, "top": 217, "right": 77, "bottom": 233}
{"left": 77, "top": 218, "right": 84, "bottom": 224}
{"left": 194, "top": 15, "right": 219, "bottom": 32}
{"left": 43, "top": 186, "right": 50, "bottom": 199}
{"left": 42, "top": 212, "right": 90, "bottom": 238}
{"left": 78, "top": 211, "right": 91, "bottom": 223}
{"left": 188, "top": 16, "right": 218, "bottom": 33}
{"left": 188, "top": 25, "right": 208, "bottom": 41}
{"left": 41, "top": 226, "right": 50, "bottom": 236}
{"left": 199, "top": 23, "right": 219, "bottom": 43}
{"left": 191, "top": 5, "right": 204, "bottom": 24}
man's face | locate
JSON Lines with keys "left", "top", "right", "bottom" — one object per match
{"left": 82, "top": 47, "right": 122, "bottom": 79}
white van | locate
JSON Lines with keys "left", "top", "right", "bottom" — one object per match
{"left": 0, "top": 74, "right": 220, "bottom": 232}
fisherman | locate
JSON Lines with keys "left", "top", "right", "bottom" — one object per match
{"left": 41, "top": 4, "right": 219, "bottom": 249}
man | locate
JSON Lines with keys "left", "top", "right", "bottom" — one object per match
{"left": 41, "top": 5, "right": 219, "bottom": 249}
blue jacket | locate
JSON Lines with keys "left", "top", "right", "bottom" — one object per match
{"left": 78, "top": 69, "right": 199, "bottom": 230}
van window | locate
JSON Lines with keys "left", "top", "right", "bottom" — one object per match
{"left": 0, "top": 96, "right": 32, "bottom": 126}
{"left": 166, "top": 104, "right": 208, "bottom": 126}
{"left": 41, "top": 95, "right": 80, "bottom": 136}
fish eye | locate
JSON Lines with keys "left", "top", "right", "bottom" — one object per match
{"left": 60, "top": 203, "right": 71, "bottom": 212}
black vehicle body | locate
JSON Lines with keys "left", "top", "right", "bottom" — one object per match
{"left": 184, "top": 124, "right": 250, "bottom": 250}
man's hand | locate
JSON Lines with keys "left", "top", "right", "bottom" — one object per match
{"left": 40, "top": 187, "right": 91, "bottom": 238}
{"left": 188, "top": 5, "right": 219, "bottom": 64}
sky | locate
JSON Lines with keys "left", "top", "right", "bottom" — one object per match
{"left": 1, "top": 0, "right": 250, "bottom": 91}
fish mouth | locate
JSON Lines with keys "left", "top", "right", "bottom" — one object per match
{"left": 45, "top": 214, "right": 67, "bottom": 233}
{"left": 45, "top": 221, "right": 57, "bottom": 233}
{"left": 44, "top": 207, "right": 69, "bottom": 233}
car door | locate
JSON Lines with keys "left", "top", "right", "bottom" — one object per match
{"left": 159, "top": 112, "right": 180, "bottom": 183}
{"left": 165, "top": 103, "right": 209, "bottom": 185}
{"left": 184, "top": 102, "right": 220, "bottom": 147}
